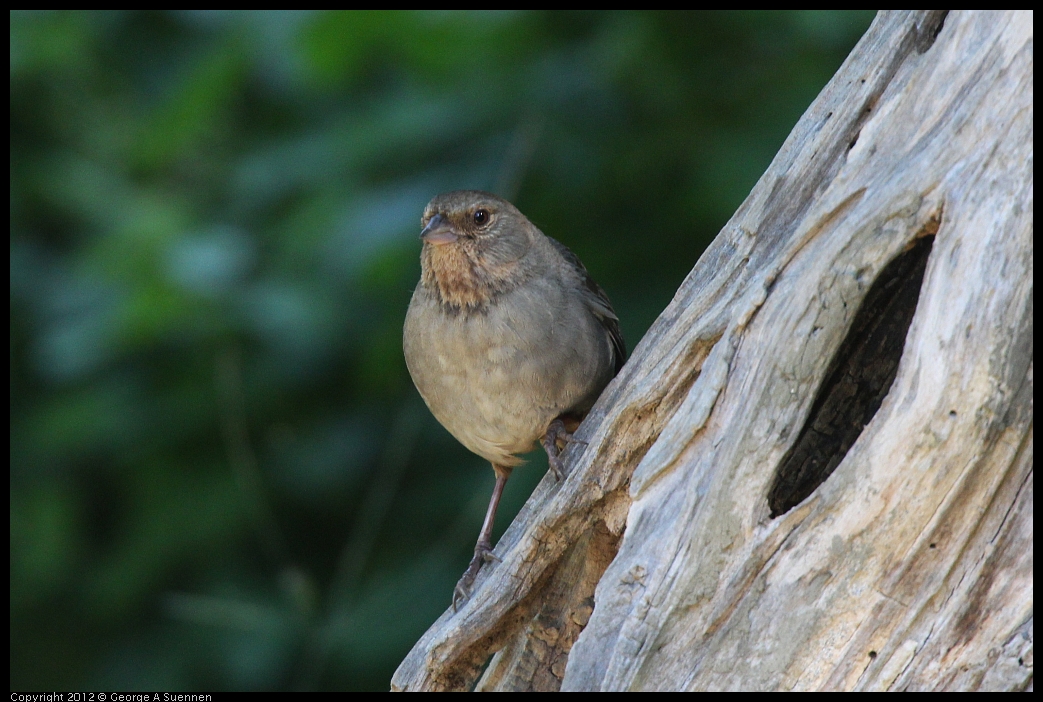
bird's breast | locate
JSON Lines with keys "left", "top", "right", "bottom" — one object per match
{"left": 403, "top": 277, "right": 614, "bottom": 465}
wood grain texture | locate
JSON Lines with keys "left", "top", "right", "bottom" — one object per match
{"left": 392, "top": 10, "right": 1032, "bottom": 691}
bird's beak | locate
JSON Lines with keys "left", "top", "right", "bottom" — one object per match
{"left": 420, "top": 214, "right": 459, "bottom": 245}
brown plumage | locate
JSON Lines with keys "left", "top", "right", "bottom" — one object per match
{"left": 403, "top": 190, "right": 625, "bottom": 609}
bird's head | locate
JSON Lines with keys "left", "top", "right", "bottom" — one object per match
{"left": 418, "top": 190, "right": 533, "bottom": 311}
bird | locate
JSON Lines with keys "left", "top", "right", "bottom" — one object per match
{"left": 402, "top": 190, "right": 626, "bottom": 610}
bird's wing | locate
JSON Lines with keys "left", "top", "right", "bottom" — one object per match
{"left": 547, "top": 237, "right": 627, "bottom": 373}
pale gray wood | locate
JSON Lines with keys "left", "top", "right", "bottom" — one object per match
{"left": 391, "top": 10, "right": 1032, "bottom": 691}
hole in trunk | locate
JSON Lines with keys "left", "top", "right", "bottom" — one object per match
{"left": 768, "top": 234, "right": 935, "bottom": 517}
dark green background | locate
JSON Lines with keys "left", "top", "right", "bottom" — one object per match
{"left": 10, "top": 10, "right": 875, "bottom": 691}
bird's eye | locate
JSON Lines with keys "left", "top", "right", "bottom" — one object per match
{"left": 473, "top": 209, "right": 489, "bottom": 226}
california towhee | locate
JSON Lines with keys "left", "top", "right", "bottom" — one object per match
{"left": 403, "top": 190, "right": 625, "bottom": 609}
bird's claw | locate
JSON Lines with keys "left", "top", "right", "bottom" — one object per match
{"left": 547, "top": 453, "right": 567, "bottom": 481}
{"left": 541, "top": 418, "right": 585, "bottom": 481}
{"left": 452, "top": 578, "right": 473, "bottom": 612}
{"left": 452, "top": 541, "right": 498, "bottom": 611}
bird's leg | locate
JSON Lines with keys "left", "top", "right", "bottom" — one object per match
{"left": 453, "top": 464, "right": 511, "bottom": 611}
{"left": 540, "top": 417, "right": 585, "bottom": 481}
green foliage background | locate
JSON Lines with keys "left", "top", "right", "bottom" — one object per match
{"left": 10, "top": 10, "right": 875, "bottom": 691}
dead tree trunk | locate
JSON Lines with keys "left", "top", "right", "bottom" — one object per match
{"left": 392, "top": 10, "right": 1033, "bottom": 691}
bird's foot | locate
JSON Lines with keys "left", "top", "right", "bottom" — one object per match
{"left": 541, "top": 418, "right": 586, "bottom": 481}
{"left": 452, "top": 540, "right": 500, "bottom": 611}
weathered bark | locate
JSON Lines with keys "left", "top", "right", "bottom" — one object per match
{"left": 392, "top": 10, "right": 1033, "bottom": 692}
